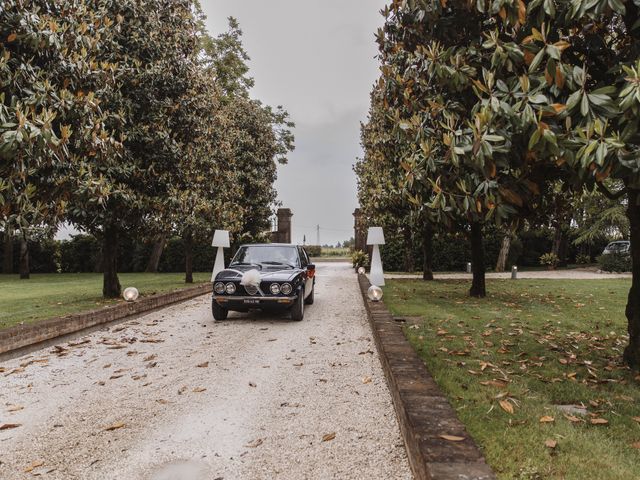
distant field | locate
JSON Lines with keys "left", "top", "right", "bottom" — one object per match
{"left": 0, "top": 273, "right": 210, "bottom": 330}
{"left": 320, "top": 247, "right": 351, "bottom": 257}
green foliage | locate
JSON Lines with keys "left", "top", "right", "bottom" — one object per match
{"left": 303, "top": 245, "right": 322, "bottom": 257}
{"left": 575, "top": 253, "right": 592, "bottom": 265}
{"left": 351, "top": 250, "right": 369, "bottom": 269}
{"left": 539, "top": 252, "right": 560, "bottom": 268}
{"left": 598, "top": 253, "right": 632, "bottom": 273}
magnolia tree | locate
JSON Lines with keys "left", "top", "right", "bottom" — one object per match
{"left": 366, "top": 0, "right": 640, "bottom": 366}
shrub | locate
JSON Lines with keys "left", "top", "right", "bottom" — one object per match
{"left": 539, "top": 252, "right": 559, "bottom": 268}
{"left": 351, "top": 250, "right": 369, "bottom": 268}
{"left": 575, "top": 253, "right": 592, "bottom": 265}
{"left": 597, "top": 253, "right": 631, "bottom": 273}
{"left": 303, "top": 245, "right": 322, "bottom": 257}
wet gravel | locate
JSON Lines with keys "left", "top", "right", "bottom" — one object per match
{"left": 0, "top": 262, "right": 411, "bottom": 480}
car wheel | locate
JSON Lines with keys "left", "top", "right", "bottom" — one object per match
{"left": 212, "top": 299, "right": 228, "bottom": 321}
{"left": 304, "top": 283, "right": 314, "bottom": 305}
{"left": 291, "top": 289, "right": 305, "bottom": 321}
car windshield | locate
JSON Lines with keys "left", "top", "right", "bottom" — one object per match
{"left": 230, "top": 246, "right": 299, "bottom": 268}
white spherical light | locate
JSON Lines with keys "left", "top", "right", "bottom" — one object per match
{"left": 367, "top": 285, "right": 383, "bottom": 302}
{"left": 123, "top": 287, "right": 139, "bottom": 302}
{"left": 358, "top": 266, "right": 366, "bottom": 275}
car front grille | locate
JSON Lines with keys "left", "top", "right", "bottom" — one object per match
{"left": 244, "top": 284, "right": 259, "bottom": 295}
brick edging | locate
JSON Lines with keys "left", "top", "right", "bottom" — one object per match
{"left": 0, "top": 283, "right": 211, "bottom": 355}
{"left": 358, "top": 275, "right": 496, "bottom": 480}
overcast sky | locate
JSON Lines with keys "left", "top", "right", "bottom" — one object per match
{"left": 202, "top": 0, "right": 387, "bottom": 246}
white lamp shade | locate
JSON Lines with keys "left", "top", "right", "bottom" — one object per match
{"left": 211, "top": 230, "right": 230, "bottom": 248}
{"left": 367, "top": 227, "right": 385, "bottom": 245}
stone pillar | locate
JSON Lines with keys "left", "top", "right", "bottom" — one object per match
{"left": 353, "top": 208, "right": 366, "bottom": 252}
{"left": 275, "top": 208, "right": 293, "bottom": 244}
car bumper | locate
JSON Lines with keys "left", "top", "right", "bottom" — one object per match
{"left": 213, "top": 295, "right": 298, "bottom": 308}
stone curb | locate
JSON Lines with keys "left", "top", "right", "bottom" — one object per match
{"left": 0, "top": 283, "right": 211, "bottom": 356}
{"left": 358, "top": 275, "right": 496, "bottom": 480}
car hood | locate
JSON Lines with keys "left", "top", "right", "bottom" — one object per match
{"left": 215, "top": 264, "right": 302, "bottom": 283}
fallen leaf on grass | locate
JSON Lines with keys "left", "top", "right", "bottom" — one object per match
{"left": 439, "top": 434, "right": 465, "bottom": 442}
{"left": 196, "top": 362, "right": 209, "bottom": 368}
{"left": 539, "top": 416, "right": 555, "bottom": 423}
{"left": 245, "top": 438, "right": 263, "bottom": 448}
{"left": 499, "top": 400, "right": 514, "bottom": 414}
{"left": 0, "top": 423, "right": 21, "bottom": 430}
{"left": 590, "top": 418, "right": 608, "bottom": 425}
{"left": 544, "top": 439, "right": 557, "bottom": 449}
{"left": 480, "top": 379, "right": 508, "bottom": 388}
{"left": 631, "top": 442, "right": 640, "bottom": 450}
{"left": 564, "top": 414, "right": 583, "bottom": 423}
{"left": 632, "top": 417, "right": 640, "bottom": 423}
{"left": 322, "top": 432, "right": 336, "bottom": 442}
{"left": 24, "top": 460, "right": 44, "bottom": 473}
{"left": 192, "top": 387, "right": 207, "bottom": 393}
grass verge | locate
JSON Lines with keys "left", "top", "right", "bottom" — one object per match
{"left": 0, "top": 272, "right": 210, "bottom": 330}
{"left": 384, "top": 278, "right": 639, "bottom": 480}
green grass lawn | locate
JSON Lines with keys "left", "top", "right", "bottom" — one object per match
{"left": 0, "top": 272, "right": 210, "bottom": 330}
{"left": 384, "top": 278, "right": 640, "bottom": 480}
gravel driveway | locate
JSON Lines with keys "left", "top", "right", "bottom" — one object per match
{"left": 0, "top": 262, "right": 411, "bottom": 480}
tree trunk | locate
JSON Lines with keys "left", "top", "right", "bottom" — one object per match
{"left": 495, "top": 234, "right": 511, "bottom": 273}
{"left": 19, "top": 237, "right": 29, "bottom": 279}
{"left": 422, "top": 220, "right": 434, "bottom": 281}
{"left": 102, "top": 224, "right": 121, "bottom": 298}
{"left": 184, "top": 230, "right": 194, "bottom": 284}
{"left": 551, "top": 226, "right": 563, "bottom": 259}
{"left": 403, "top": 224, "right": 414, "bottom": 273}
{"left": 2, "top": 229, "right": 13, "bottom": 274}
{"left": 145, "top": 234, "right": 167, "bottom": 273}
{"left": 623, "top": 189, "right": 640, "bottom": 369}
{"left": 469, "top": 222, "right": 486, "bottom": 297}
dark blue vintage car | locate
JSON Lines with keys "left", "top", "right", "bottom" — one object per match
{"left": 211, "top": 244, "right": 315, "bottom": 321}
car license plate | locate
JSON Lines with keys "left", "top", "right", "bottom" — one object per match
{"left": 243, "top": 299, "right": 260, "bottom": 305}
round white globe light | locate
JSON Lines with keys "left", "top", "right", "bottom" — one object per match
{"left": 123, "top": 287, "right": 139, "bottom": 302}
{"left": 357, "top": 266, "right": 366, "bottom": 275}
{"left": 367, "top": 285, "right": 383, "bottom": 302}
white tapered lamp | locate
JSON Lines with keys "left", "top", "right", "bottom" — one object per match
{"left": 367, "top": 227, "right": 385, "bottom": 287}
{"left": 211, "top": 230, "right": 230, "bottom": 281}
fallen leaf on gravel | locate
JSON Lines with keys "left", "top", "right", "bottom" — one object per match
{"left": 104, "top": 422, "right": 126, "bottom": 431}
{"left": 68, "top": 339, "right": 90, "bottom": 347}
{"left": 358, "top": 350, "right": 374, "bottom": 355}
{"left": 140, "top": 338, "right": 164, "bottom": 344}
{"left": 24, "top": 460, "right": 44, "bottom": 473}
{"left": 5, "top": 367, "right": 25, "bottom": 376}
{"left": 267, "top": 338, "right": 277, "bottom": 342}
{"left": 590, "top": 418, "right": 608, "bottom": 425}
{"left": 107, "top": 345, "right": 126, "bottom": 350}
{"left": 245, "top": 438, "right": 263, "bottom": 448}
{"left": 249, "top": 382, "right": 256, "bottom": 388}
{"left": 146, "top": 362, "right": 158, "bottom": 369}
{"left": 192, "top": 387, "right": 206, "bottom": 393}
{"left": 362, "top": 376, "right": 372, "bottom": 384}
{"left": 0, "top": 423, "right": 21, "bottom": 430}
{"left": 109, "top": 374, "right": 123, "bottom": 380}
{"left": 196, "top": 362, "right": 209, "bottom": 368}
{"left": 0, "top": 367, "right": 5, "bottom": 373}
{"left": 322, "top": 432, "right": 336, "bottom": 442}
{"left": 439, "top": 434, "right": 465, "bottom": 442}
{"left": 544, "top": 439, "right": 557, "bottom": 449}
{"left": 156, "top": 399, "right": 170, "bottom": 405}
{"left": 499, "top": 400, "right": 514, "bottom": 414}
{"left": 539, "top": 416, "right": 555, "bottom": 423}
{"left": 178, "top": 386, "right": 187, "bottom": 395}
{"left": 293, "top": 363, "right": 303, "bottom": 367}
{"left": 7, "top": 405, "right": 24, "bottom": 412}
{"left": 144, "top": 354, "right": 156, "bottom": 362}
{"left": 103, "top": 364, "right": 112, "bottom": 369}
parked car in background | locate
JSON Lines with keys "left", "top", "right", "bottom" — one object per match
{"left": 602, "top": 241, "right": 630, "bottom": 255}
{"left": 211, "top": 244, "right": 315, "bottom": 321}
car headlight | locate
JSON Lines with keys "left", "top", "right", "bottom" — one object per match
{"left": 214, "top": 282, "right": 225, "bottom": 294}
{"left": 225, "top": 283, "right": 236, "bottom": 294}
{"left": 270, "top": 283, "right": 281, "bottom": 295}
{"left": 280, "top": 283, "right": 292, "bottom": 295}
